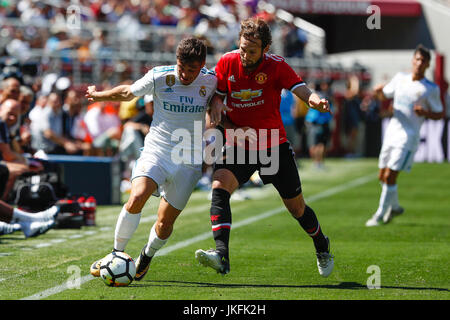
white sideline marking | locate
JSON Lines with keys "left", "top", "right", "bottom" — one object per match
{"left": 21, "top": 173, "right": 374, "bottom": 300}
{"left": 29, "top": 228, "right": 113, "bottom": 250}
{"left": 0, "top": 252, "right": 13, "bottom": 257}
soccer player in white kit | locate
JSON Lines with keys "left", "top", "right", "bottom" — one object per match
{"left": 85, "top": 37, "right": 224, "bottom": 280}
{"left": 366, "top": 45, "right": 444, "bottom": 227}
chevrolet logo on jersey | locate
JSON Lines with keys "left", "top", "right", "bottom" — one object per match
{"left": 231, "top": 89, "right": 262, "bottom": 101}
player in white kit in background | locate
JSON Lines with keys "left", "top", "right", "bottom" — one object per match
{"left": 85, "top": 37, "right": 225, "bottom": 280}
{"left": 366, "top": 44, "right": 444, "bottom": 227}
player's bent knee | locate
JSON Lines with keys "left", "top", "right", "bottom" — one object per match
{"left": 212, "top": 169, "right": 238, "bottom": 193}
{"left": 288, "top": 204, "right": 305, "bottom": 218}
{"left": 283, "top": 195, "right": 306, "bottom": 218}
{"left": 154, "top": 220, "right": 173, "bottom": 239}
{"left": 126, "top": 193, "right": 150, "bottom": 213}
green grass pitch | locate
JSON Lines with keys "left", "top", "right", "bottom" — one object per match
{"left": 1, "top": 158, "right": 449, "bottom": 302}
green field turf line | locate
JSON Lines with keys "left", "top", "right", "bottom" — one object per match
{"left": 21, "top": 173, "right": 375, "bottom": 300}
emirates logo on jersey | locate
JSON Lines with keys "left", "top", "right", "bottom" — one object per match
{"left": 231, "top": 89, "right": 262, "bottom": 101}
{"left": 255, "top": 72, "right": 267, "bottom": 84}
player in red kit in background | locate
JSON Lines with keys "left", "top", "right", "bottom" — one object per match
{"left": 195, "top": 18, "right": 334, "bottom": 277}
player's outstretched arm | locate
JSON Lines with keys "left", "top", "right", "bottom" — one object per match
{"left": 292, "top": 85, "right": 331, "bottom": 114}
{"left": 85, "top": 85, "right": 135, "bottom": 102}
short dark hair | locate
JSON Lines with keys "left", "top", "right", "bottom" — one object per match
{"left": 239, "top": 17, "right": 272, "bottom": 49}
{"left": 176, "top": 37, "right": 207, "bottom": 64}
{"left": 414, "top": 44, "right": 431, "bottom": 62}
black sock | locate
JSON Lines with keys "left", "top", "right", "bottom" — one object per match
{"left": 210, "top": 188, "right": 231, "bottom": 261}
{"left": 296, "top": 205, "right": 329, "bottom": 253}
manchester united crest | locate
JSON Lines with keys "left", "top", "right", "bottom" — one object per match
{"left": 255, "top": 72, "right": 267, "bottom": 84}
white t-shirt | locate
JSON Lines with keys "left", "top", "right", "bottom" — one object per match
{"left": 130, "top": 65, "right": 217, "bottom": 166}
{"left": 382, "top": 72, "right": 443, "bottom": 151}
{"left": 83, "top": 106, "right": 121, "bottom": 139}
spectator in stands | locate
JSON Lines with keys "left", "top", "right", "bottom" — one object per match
{"left": 6, "top": 29, "right": 31, "bottom": 62}
{"left": 0, "top": 99, "right": 27, "bottom": 164}
{"left": 62, "top": 89, "right": 92, "bottom": 155}
{"left": 44, "top": 25, "right": 79, "bottom": 64}
{"left": 343, "top": 75, "right": 363, "bottom": 157}
{"left": 18, "top": 85, "right": 34, "bottom": 117}
{"left": 9, "top": 85, "right": 34, "bottom": 154}
{"left": 177, "top": 3, "right": 201, "bottom": 30}
{"left": 118, "top": 81, "right": 141, "bottom": 123}
{"left": 305, "top": 80, "right": 334, "bottom": 169}
{"left": 28, "top": 93, "right": 47, "bottom": 125}
{"left": 280, "top": 89, "right": 299, "bottom": 150}
{"left": 0, "top": 77, "right": 21, "bottom": 104}
{"left": 283, "top": 22, "right": 308, "bottom": 58}
{"left": 30, "top": 92, "right": 82, "bottom": 155}
{"left": 89, "top": 29, "right": 113, "bottom": 65}
{"left": 84, "top": 99, "right": 122, "bottom": 156}
{"left": 0, "top": 99, "right": 42, "bottom": 200}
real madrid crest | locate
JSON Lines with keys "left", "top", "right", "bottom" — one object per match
{"left": 166, "top": 74, "right": 176, "bottom": 87}
{"left": 255, "top": 72, "right": 267, "bottom": 85}
{"left": 199, "top": 86, "right": 207, "bottom": 97}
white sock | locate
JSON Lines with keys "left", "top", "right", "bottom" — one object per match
{"left": 13, "top": 206, "right": 58, "bottom": 222}
{"left": 114, "top": 206, "right": 141, "bottom": 251}
{"left": 390, "top": 184, "right": 400, "bottom": 209}
{"left": 144, "top": 223, "right": 168, "bottom": 257}
{"left": 12, "top": 208, "right": 39, "bottom": 222}
{"left": 375, "top": 183, "right": 397, "bottom": 219}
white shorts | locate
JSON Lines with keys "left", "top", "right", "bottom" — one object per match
{"left": 131, "top": 151, "right": 202, "bottom": 210}
{"left": 378, "top": 145, "right": 415, "bottom": 172}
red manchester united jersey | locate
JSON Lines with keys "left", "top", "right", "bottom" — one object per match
{"left": 215, "top": 50, "right": 305, "bottom": 149}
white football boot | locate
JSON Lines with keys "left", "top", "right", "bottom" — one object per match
{"left": 195, "top": 249, "right": 230, "bottom": 275}
{"left": 383, "top": 206, "right": 404, "bottom": 224}
{"left": 316, "top": 236, "right": 334, "bottom": 277}
{"left": 20, "top": 219, "right": 55, "bottom": 238}
{"left": 365, "top": 214, "right": 384, "bottom": 227}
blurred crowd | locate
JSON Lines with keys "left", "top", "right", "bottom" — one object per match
{"left": 0, "top": 0, "right": 308, "bottom": 64}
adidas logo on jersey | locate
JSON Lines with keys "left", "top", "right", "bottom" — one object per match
{"left": 228, "top": 75, "right": 236, "bottom": 82}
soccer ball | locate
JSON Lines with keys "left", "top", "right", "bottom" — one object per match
{"left": 99, "top": 251, "right": 136, "bottom": 287}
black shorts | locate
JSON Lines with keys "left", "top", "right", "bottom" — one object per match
{"left": 213, "top": 142, "right": 302, "bottom": 199}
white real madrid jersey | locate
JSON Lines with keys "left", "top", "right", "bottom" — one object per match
{"left": 130, "top": 65, "right": 217, "bottom": 166}
{"left": 382, "top": 72, "right": 443, "bottom": 151}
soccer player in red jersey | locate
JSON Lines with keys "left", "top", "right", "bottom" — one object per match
{"left": 196, "top": 18, "right": 334, "bottom": 277}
